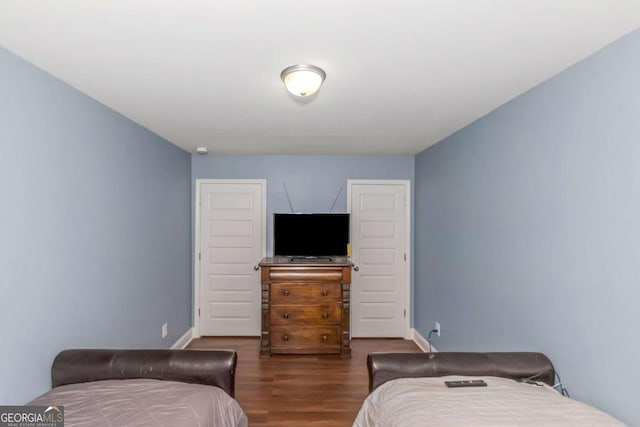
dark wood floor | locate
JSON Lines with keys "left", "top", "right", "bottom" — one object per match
{"left": 187, "top": 337, "right": 421, "bottom": 426}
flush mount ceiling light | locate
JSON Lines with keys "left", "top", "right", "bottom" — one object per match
{"left": 280, "top": 64, "right": 326, "bottom": 97}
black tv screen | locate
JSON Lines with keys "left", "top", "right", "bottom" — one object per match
{"left": 274, "top": 213, "right": 350, "bottom": 257}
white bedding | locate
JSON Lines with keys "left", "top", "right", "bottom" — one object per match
{"left": 353, "top": 375, "right": 624, "bottom": 427}
{"left": 29, "top": 378, "right": 248, "bottom": 427}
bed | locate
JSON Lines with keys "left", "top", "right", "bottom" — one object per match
{"left": 354, "top": 352, "right": 623, "bottom": 426}
{"left": 28, "top": 349, "right": 248, "bottom": 427}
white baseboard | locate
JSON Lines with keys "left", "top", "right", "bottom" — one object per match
{"left": 171, "top": 327, "right": 194, "bottom": 349}
{"left": 179, "top": 326, "right": 428, "bottom": 352}
{"left": 411, "top": 328, "right": 437, "bottom": 353}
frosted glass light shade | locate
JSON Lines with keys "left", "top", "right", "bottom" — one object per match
{"left": 281, "top": 64, "right": 326, "bottom": 97}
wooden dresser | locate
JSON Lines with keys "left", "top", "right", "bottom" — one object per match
{"left": 259, "top": 257, "right": 352, "bottom": 358}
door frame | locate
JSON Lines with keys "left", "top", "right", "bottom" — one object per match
{"left": 347, "top": 179, "right": 412, "bottom": 339}
{"left": 193, "top": 179, "right": 267, "bottom": 338}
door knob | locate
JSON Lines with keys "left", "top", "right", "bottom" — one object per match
{"left": 353, "top": 265, "right": 360, "bottom": 271}
{"left": 253, "top": 265, "right": 259, "bottom": 271}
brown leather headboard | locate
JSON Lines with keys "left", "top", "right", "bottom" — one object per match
{"left": 368, "top": 352, "right": 555, "bottom": 393}
{"left": 51, "top": 349, "right": 238, "bottom": 397}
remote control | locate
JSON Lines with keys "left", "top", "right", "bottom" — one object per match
{"left": 444, "top": 380, "right": 487, "bottom": 388}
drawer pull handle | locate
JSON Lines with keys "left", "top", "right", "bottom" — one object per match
{"left": 322, "top": 313, "right": 329, "bottom": 320}
{"left": 283, "top": 313, "right": 289, "bottom": 320}
{"left": 322, "top": 335, "right": 328, "bottom": 343}
{"left": 282, "top": 290, "right": 290, "bottom": 296}
{"left": 283, "top": 334, "right": 289, "bottom": 341}
{"left": 321, "top": 290, "right": 329, "bottom": 297}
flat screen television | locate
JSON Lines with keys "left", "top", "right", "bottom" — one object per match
{"left": 273, "top": 213, "right": 349, "bottom": 258}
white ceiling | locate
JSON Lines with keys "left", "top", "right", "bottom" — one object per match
{"left": 1, "top": 1, "right": 639, "bottom": 155}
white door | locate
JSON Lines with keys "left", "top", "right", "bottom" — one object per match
{"left": 196, "top": 180, "right": 266, "bottom": 336}
{"left": 349, "top": 180, "right": 410, "bottom": 337}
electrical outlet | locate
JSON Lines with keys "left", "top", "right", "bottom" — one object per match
{"left": 435, "top": 322, "right": 441, "bottom": 337}
{"left": 162, "top": 323, "right": 168, "bottom": 338}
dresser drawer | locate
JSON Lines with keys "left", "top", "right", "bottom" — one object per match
{"left": 268, "top": 267, "right": 344, "bottom": 282}
{"left": 271, "top": 283, "right": 341, "bottom": 304}
{"left": 271, "top": 326, "right": 341, "bottom": 351}
{"left": 270, "top": 304, "right": 341, "bottom": 325}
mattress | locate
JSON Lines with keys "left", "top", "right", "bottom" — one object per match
{"left": 353, "top": 375, "right": 623, "bottom": 427}
{"left": 28, "top": 378, "right": 248, "bottom": 427}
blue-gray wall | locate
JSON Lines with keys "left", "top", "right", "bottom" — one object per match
{"left": 192, "top": 154, "right": 415, "bottom": 322}
{"left": 0, "top": 47, "right": 192, "bottom": 404}
{"left": 414, "top": 29, "right": 640, "bottom": 424}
